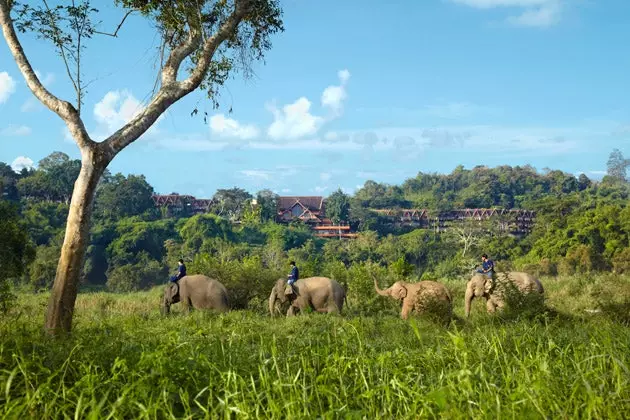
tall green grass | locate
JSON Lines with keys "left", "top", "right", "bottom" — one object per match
{"left": 1, "top": 274, "right": 629, "bottom": 419}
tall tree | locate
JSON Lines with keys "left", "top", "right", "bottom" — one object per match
{"left": 94, "top": 173, "right": 157, "bottom": 221}
{"left": 326, "top": 188, "right": 350, "bottom": 224}
{"left": 607, "top": 148, "right": 630, "bottom": 182}
{"left": 0, "top": 0, "right": 283, "bottom": 334}
{"left": 211, "top": 187, "right": 253, "bottom": 222}
{"left": 255, "top": 189, "right": 278, "bottom": 222}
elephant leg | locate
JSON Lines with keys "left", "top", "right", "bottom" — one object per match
{"left": 401, "top": 300, "right": 412, "bottom": 320}
{"left": 326, "top": 300, "right": 340, "bottom": 314}
{"left": 287, "top": 305, "right": 297, "bottom": 317}
{"left": 486, "top": 298, "right": 497, "bottom": 314}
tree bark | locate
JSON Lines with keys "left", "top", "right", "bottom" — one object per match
{"left": 45, "top": 146, "right": 108, "bottom": 334}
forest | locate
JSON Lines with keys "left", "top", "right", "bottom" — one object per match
{"left": 1, "top": 150, "right": 630, "bottom": 418}
{"left": 1, "top": 149, "right": 629, "bottom": 310}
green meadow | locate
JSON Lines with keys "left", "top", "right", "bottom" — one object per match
{"left": 1, "top": 273, "right": 629, "bottom": 419}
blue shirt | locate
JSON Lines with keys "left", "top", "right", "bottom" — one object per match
{"left": 482, "top": 259, "right": 494, "bottom": 273}
{"left": 289, "top": 266, "right": 299, "bottom": 281}
{"left": 177, "top": 264, "right": 187, "bottom": 278}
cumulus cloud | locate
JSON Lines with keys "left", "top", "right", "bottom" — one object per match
{"left": 210, "top": 114, "right": 259, "bottom": 140}
{"left": 267, "top": 97, "right": 324, "bottom": 140}
{"left": 450, "top": 0, "right": 562, "bottom": 27}
{"left": 0, "top": 71, "right": 16, "bottom": 104}
{"left": 11, "top": 156, "right": 34, "bottom": 172}
{"left": 321, "top": 69, "right": 351, "bottom": 116}
{"left": 266, "top": 69, "right": 351, "bottom": 141}
{"left": 1, "top": 125, "right": 32, "bottom": 136}
{"left": 93, "top": 90, "right": 146, "bottom": 139}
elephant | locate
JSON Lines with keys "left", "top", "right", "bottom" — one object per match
{"left": 464, "top": 272, "right": 544, "bottom": 318}
{"left": 374, "top": 279, "right": 453, "bottom": 322}
{"left": 162, "top": 275, "right": 230, "bottom": 314}
{"left": 268, "top": 276, "right": 346, "bottom": 316}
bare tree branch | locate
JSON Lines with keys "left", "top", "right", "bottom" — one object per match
{"left": 0, "top": 0, "right": 93, "bottom": 149}
{"left": 93, "top": 9, "right": 133, "bottom": 37}
{"left": 42, "top": 0, "right": 80, "bottom": 105}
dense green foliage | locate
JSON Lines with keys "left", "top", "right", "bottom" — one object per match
{"left": 0, "top": 150, "right": 629, "bottom": 298}
{"left": 1, "top": 149, "right": 629, "bottom": 417}
{"left": 1, "top": 273, "right": 629, "bottom": 418}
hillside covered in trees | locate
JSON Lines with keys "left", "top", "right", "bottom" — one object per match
{"left": 1, "top": 150, "right": 629, "bottom": 305}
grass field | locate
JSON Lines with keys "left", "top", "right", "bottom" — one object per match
{"left": 1, "top": 274, "right": 629, "bottom": 419}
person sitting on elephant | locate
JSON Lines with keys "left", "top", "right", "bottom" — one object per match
{"left": 285, "top": 261, "right": 299, "bottom": 295}
{"left": 476, "top": 254, "right": 495, "bottom": 278}
{"left": 170, "top": 259, "right": 187, "bottom": 283}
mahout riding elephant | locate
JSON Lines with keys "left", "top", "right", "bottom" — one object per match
{"left": 464, "top": 271, "right": 544, "bottom": 318}
{"left": 162, "top": 275, "right": 230, "bottom": 314}
{"left": 268, "top": 276, "right": 346, "bottom": 316}
{"left": 374, "top": 279, "right": 453, "bottom": 322}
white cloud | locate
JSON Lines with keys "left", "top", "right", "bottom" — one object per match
{"left": 93, "top": 90, "right": 145, "bottom": 136}
{"left": 210, "top": 114, "right": 259, "bottom": 140}
{"left": 240, "top": 169, "right": 272, "bottom": 181}
{"left": 267, "top": 97, "right": 323, "bottom": 140}
{"left": 266, "top": 69, "right": 351, "bottom": 141}
{"left": 321, "top": 69, "right": 351, "bottom": 116}
{"left": 507, "top": 2, "right": 561, "bottom": 27}
{"left": 11, "top": 156, "right": 34, "bottom": 172}
{"left": 1, "top": 125, "right": 32, "bottom": 136}
{"left": 320, "top": 172, "right": 332, "bottom": 181}
{"left": 313, "top": 186, "right": 328, "bottom": 194}
{"left": 450, "top": 0, "right": 562, "bottom": 27}
{"left": 281, "top": 188, "right": 291, "bottom": 193}
{"left": 0, "top": 71, "right": 16, "bottom": 104}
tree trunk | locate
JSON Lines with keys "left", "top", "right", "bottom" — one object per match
{"left": 45, "top": 147, "right": 107, "bottom": 334}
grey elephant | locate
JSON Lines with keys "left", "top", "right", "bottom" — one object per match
{"left": 162, "top": 275, "right": 230, "bottom": 314}
{"left": 268, "top": 276, "right": 346, "bottom": 316}
{"left": 374, "top": 279, "right": 453, "bottom": 322}
{"left": 465, "top": 272, "right": 544, "bottom": 318}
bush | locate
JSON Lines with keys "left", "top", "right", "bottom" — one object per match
{"left": 190, "top": 253, "right": 281, "bottom": 311}
{"left": 106, "top": 253, "right": 167, "bottom": 292}
{"left": 612, "top": 248, "right": 630, "bottom": 274}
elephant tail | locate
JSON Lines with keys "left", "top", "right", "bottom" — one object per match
{"left": 341, "top": 281, "right": 349, "bottom": 309}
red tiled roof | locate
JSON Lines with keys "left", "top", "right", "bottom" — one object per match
{"left": 278, "top": 196, "right": 324, "bottom": 212}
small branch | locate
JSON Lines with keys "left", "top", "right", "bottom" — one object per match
{"left": 0, "top": 0, "right": 92, "bottom": 149}
{"left": 103, "top": 1, "right": 250, "bottom": 156}
{"left": 93, "top": 9, "right": 132, "bottom": 37}
{"left": 42, "top": 0, "right": 80, "bottom": 102}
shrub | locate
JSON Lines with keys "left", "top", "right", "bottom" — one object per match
{"left": 106, "top": 253, "right": 166, "bottom": 292}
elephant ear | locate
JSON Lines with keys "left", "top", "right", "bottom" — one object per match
{"left": 395, "top": 284, "right": 408, "bottom": 300}
{"left": 169, "top": 283, "right": 179, "bottom": 299}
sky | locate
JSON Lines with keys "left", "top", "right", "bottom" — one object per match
{"left": 1, "top": 0, "right": 629, "bottom": 198}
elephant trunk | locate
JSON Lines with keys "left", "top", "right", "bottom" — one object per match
{"left": 269, "top": 287, "right": 277, "bottom": 317}
{"left": 464, "top": 284, "right": 474, "bottom": 318}
{"left": 161, "top": 298, "right": 170, "bottom": 315}
{"left": 374, "top": 279, "right": 390, "bottom": 297}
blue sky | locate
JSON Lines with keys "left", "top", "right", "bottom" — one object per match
{"left": 1, "top": 0, "right": 629, "bottom": 198}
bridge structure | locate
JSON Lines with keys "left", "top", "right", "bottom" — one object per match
{"left": 372, "top": 208, "right": 536, "bottom": 234}
{"left": 152, "top": 194, "right": 214, "bottom": 216}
